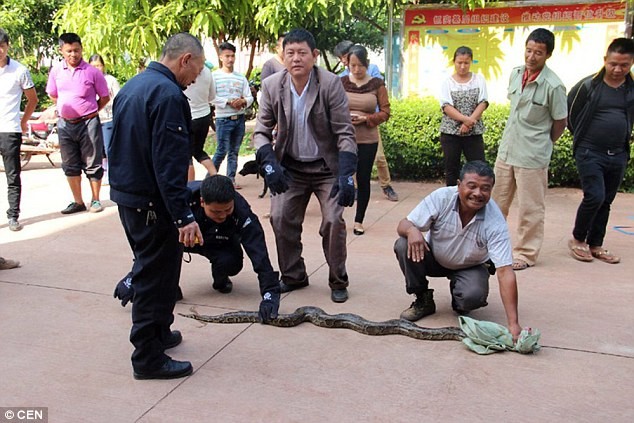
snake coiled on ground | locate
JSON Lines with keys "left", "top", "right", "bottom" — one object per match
{"left": 179, "top": 306, "right": 465, "bottom": 341}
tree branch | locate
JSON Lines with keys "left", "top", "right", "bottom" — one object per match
{"left": 352, "top": 12, "right": 386, "bottom": 33}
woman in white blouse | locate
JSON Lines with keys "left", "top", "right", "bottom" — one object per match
{"left": 438, "top": 46, "right": 488, "bottom": 186}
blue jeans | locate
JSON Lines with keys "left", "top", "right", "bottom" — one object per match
{"left": 212, "top": 115, "right": 245, "bottom": 181}
{"left": 572, "top": 147, "right": 628, "bottom": 247}
{"left": 102, "top": 120, "right": 113, "bottom": 156}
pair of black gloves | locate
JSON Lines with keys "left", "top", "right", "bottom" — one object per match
{"left": 113, "top": 272, "right": 281, "bottom": 324}
{"left": 256, "top": 144, "right": 358, "bottom": 207}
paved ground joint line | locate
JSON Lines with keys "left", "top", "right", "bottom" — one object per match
{"left": 134, "top": 324, "right": 254, "bottom": 422}
{"left": 541, "top": 344, "right": 634, "bottom": 359}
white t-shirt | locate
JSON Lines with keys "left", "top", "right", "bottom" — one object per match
{"left": 0, "top": 57, "right": 35, "bottom": 133}
{"left": 184, "top": 66, "right": 216, "bottom": 120}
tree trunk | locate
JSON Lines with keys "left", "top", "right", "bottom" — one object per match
{"left": 322, "top": 53, "right": 333, "bottom": 73}
{"left": 246, "top": 39, "right": 257, "bottom": 79}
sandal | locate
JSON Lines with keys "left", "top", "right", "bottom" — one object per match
{"left": 590, "top": 248, "right": 621, "bottom": 264}
{"left": 568, "top": 239, "right": 593, "bottom": 262}
{"left": 512, "top": 259, "right": 530, "bottom": 271}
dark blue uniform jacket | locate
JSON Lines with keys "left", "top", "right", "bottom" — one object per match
{"left": 186, "top": 181, "right": 280, "bottom": 295}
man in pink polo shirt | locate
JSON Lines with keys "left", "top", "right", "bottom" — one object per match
{"left": 47, "top": 33, "right": 110, "bottom": 214}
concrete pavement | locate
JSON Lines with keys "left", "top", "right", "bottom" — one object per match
{"left": 1, "top": 153, "right": 633, "bottom": 422}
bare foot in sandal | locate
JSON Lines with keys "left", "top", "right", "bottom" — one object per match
{"left": 568, "top": 239, "right": 593, "bottom": 262}
{"left": 512, "top": 259, "right": 531, "bottom": 271}
{"left": 589, "top": 247, "right": 621, "bottom": 264}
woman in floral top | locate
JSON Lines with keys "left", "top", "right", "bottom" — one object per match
{"left": 438, "top": 46, "right": 488, "bottom": 186}
{"left": 342, "top": 45, "right": 390, "bottom": 235}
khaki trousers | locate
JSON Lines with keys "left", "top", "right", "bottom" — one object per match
{"left": 492, "top": 159, "right": 548, "bottom": 266}
{"left": 375, "top": 132, "right": 391, "bottom": 188}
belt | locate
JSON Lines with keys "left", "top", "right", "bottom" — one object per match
{"left": 578, "top": 144, "right": 626, "bottom": 156}
{"left": 218, "top": 114, "right": 242, "bottom": 121}
{"left": 606, "top": 148, "right": 625, "bottom": 156}
{"left": 63, "top": 111, "right": 99, "bottom": 124}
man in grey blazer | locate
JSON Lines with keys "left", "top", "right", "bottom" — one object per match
{"left": 253, "top": 28, "right": 357, "bottom": 303}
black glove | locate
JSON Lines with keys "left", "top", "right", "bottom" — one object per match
{"left": 329, "top": 151, "right": 358, "bottom": 207}
{"left": 258, "top": 291, "right": 280, "bottom": 323}
{"left": 256, "top": 144, "right": 290, "bottom": 195}
{"left": 113, "top": 272, "right": 134, "bottom": 307}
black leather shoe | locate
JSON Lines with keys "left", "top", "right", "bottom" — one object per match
{"left": 212, "top": 278, "right": 233, "bottom": 294}
{"left": 279, "top": 280, "right": 309, "bottom": 293}
{"left": 164, "top": 330, "right": 182, "bottom": 349}
{"left": 133, "top": 358, "right": 193, "bottom": 380}
{"left": 331, "top": 288, "right": 349, "bottom": 303}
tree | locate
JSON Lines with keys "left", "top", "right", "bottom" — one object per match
{"left": 50, "top": 0, "right": 500, "bottom": 79}
{"left": 0, "top": 0, "right": 66, "bottom": 69}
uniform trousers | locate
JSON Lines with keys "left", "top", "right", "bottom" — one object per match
{"left": 118, "top": 204, "right": 182, "bottom": 372}
{"left": 192, "top": 236, "right": 244, "bottom": 283}
{"left": 270, "top": 158, "right": 349, "bottom": 290}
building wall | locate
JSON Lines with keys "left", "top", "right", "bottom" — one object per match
{"left": 401, "top": 1, "right": 626, "bottom": 103}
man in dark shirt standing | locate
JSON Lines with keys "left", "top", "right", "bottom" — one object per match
{"left": 567, "top": 38, "right": 634, "bottom": 265}
{"left": 109, "top": 33, "right": 204, "bottom": 380}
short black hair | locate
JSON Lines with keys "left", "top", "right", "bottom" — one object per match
{"left": 59, "top": 33, "right": 82, "bottom": 48}
{"left": 526, "top": 28, "right": 554, "bottom": 55}
{"left": 453, "top": 46, "right": 473, "bottom": 61}
{"left": 283, "top": 29, "right": 316, "bottom": 51}
{"left": 459, "top": 160, "right": 495, "bottom": 183}
{"left": 334, "top": 40, "right": 354, "bottom": 58}
{"left": 218, "top": 42, "right": 236, "bottom": 53}
{"left": 348, "top": 45, "right": 369, "bottom": 68}
{"left": 607, "top": 37, "right": 634, "bottom": 56}
{"left": 0, "top": 29, "right": 9, "bottom": 44}
{"left": 200, "top": 175, "right": 235, "bottom": 204}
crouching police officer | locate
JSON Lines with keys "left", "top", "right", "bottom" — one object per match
{"left": 115, "top": 175, "right": 281, "bottom": 322}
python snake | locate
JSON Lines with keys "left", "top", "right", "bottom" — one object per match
{"left": 179, "top": 306, "right": 465, "bottom": 341}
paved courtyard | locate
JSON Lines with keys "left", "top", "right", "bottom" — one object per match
{"left": 1, "top": 153, "right": 633, "bottom": 422}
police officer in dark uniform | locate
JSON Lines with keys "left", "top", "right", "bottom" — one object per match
{"left": 186, "top": 175, "right": 281, "bottom": 321}
{"left": 109, "top": 33, "right": 205, "bottom": 380}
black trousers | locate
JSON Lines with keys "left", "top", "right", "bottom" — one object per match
{"left": 573, "top": 147, "right": 628, "bottom": 247}
{"left": 440, "top": 133, "right": 485, "bottom": 186}
{"left": 118, "top": 205, "right": 183, "bottom": 372}
{"left": 194, "top": 236, "right": 244, "bottom": 283}
{"left": 393, "top": 237, "right": 489, "bottom": 312}
{"left": 190, "top": 112, "right": 212, "bottom": 164}
{"left": 355, "top": 143, "right": 378, "bottom": 224}
{"left": 0, "top": 133, "right": 22, "bottom": 219}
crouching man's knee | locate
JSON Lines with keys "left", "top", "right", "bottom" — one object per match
{"left": 393, "top": 236, "right": 408, "bottom": 259}
{"left": 450, "top": 266, "right": 490, "bottom": 313}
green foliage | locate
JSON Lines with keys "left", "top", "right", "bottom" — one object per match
{"left": 204, "top": 131, "right": 256, "bottom": 157}
{"left": 26, "top": 69, "right": 54, "bottom": 111}
{"left": 379, "top": 97, "right": 444, "bottom": 181}
{"left": 381, "top": 97, "right": 634, "bottom": 191}
{"left": 0, "top": 0, "right": 64, "bottom": 69}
